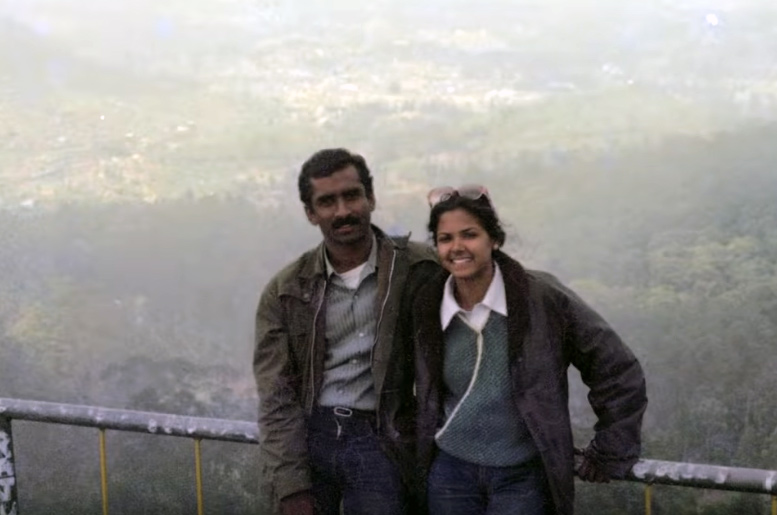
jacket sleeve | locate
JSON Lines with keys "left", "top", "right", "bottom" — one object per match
{"left": 253, "top": 277, "right": 311, "bottom": 501}
{"left": 558, "top": 281, "right": 648, "bottom": 478}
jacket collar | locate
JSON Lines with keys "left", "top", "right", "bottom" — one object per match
{"left": 493, "top": 251, "right": 531, "bottom": 364}
{"left": 298, "top": 225, "right": 404, "bottom": 281}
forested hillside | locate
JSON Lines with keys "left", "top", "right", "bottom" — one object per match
{"left": 4, "top": 125, "right": 777, "bottom": 513}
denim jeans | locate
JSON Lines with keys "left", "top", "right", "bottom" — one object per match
{"left": 307, "top": 407, "right": 406, "bottom": 515}
{"left": 428, "top": 449, "right": 550, "bottom": 515}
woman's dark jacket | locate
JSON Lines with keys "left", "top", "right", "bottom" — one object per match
{"left": 413, "top": 251, "right": 648, "bottom": 514}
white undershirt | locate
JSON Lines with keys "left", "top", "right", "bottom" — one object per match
{"left": 337, "top": 263, "right": 367, "bottom": 289}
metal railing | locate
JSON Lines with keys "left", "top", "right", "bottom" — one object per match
{"left": 1, "top": 397, "right": 776, "bottom": 515}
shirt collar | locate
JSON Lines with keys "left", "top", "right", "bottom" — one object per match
{"left": 440, "top": 261, "right": 507, "bottom": 330}
{"left": 324, "top": 231, "right": 378, "bottom": 279}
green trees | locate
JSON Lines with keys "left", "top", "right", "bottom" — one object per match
{"left": 2, "top": 124, "right": 777, "bottom": 513}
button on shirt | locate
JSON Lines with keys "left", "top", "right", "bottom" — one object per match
{"left": 318, "top": 234, "right": 379, "bottom": 410}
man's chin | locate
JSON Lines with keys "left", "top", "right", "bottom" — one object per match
{"left": 329, "top": 228, "right": 368, "bottom": 246}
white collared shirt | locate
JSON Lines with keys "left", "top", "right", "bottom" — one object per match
{"left": 440, "top": 261, "right": 507, "bottom": 332}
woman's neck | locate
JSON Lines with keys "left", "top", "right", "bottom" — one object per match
{"left": 453, "top": 263, "right": 494, "bottom": 311}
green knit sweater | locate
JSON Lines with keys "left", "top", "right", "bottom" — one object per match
{"left": 435, "top": 312, "right": 539, "bottom": 466}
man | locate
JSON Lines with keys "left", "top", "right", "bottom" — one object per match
{"left": 253, "top": 148, "right": 438, "bottom": 515}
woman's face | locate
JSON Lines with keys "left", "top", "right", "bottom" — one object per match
{"left": 435, "top": 208, "right": 495, "bottom": 282}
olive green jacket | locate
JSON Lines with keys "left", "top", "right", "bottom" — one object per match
{"left": 253, "top": 226, "right": 438, "bottom": 504}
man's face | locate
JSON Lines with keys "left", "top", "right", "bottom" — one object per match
{"left": 305, "top": 165, "right": 375, "bottom": 248}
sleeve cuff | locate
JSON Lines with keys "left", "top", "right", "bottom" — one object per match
{"left": 274, "top": 472, "right": 312, "bottom": 501}
{"left": 584, "top": 442, "right": 639, "bottom": 479}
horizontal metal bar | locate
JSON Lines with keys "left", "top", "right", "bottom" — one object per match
{"left": 3, "top": 397, "right": 777, "bottom": 495}
{"left": 0, "top": 398, "right": 257, "bottom": 444}
{"left": 628, "top": 459, "right": 777, "bottom": 495}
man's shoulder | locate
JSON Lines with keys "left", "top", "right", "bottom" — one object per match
{"left": 381, "top": 232, "right": 436, "bottom": 260}
{"left": 404, "top": 239, "right": 438, "bottom": 265}
{"left": 264, "top": 245, "right": 322, "bottom": 293}
{"left": 375, "top": 227, "right": 438, "bottom": 266}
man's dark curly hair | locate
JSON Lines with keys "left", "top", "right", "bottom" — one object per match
{"left": 298, "top": 148, "right": 374, "bottom": 208}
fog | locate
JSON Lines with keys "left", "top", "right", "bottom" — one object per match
{"left": 2, "top": 0, "right": 777, "bottom": 513}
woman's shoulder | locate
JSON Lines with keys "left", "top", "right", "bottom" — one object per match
{"left": 524, "top": 269, "right": 564, "bottom": 289}
{"left": 496, "top": 252, "right": 565, "bottom": 293}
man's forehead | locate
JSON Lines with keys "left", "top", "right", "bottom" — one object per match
{"left": 310, "top": 167, "right": 364, "bottom": 196}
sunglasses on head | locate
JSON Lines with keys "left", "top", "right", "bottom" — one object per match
{"left": 427, "top": 184, "right": 493, "bottom": 208}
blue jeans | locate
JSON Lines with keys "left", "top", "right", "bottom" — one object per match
{"left": 307, "top": 407, "right": 406, "bottom": 515}
{"left": 428, "top": 450, "right": 550, "bottom": 515}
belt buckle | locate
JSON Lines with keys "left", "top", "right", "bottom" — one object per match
{"left": 333, "top": 406, "right": 353, "bottom": 417}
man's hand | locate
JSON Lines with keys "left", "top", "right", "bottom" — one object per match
{"left": 280, "top": 490, "right": 315, "bottom": 515}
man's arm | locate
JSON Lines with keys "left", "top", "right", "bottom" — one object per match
{"left": 253, "top": 278, "right": 312, "bottom": 503}
{"left": 557, "top": 280, "right": 648, "bottom": 481}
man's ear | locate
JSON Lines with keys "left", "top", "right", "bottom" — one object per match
{"left": 368, "top": 194, "right": 376, "bottom": 212}
{"left": 304, "top": 205, "right": 318, "bottom": 226}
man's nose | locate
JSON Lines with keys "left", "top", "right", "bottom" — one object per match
{"left": 334, "top": 198, "right": 350, "bottom": 217}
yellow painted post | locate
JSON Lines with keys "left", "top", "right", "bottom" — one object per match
{"left": 771, "top": 494, "right": 776, "bottom": 515}
{"left": 644, "top": 484, "right": 652, "bottom": 515}
{"left": 99, "top": 428, "right": 109, "bottom": 515}
{"left": 194, "top": 438, "right": 204, "bottom": 515}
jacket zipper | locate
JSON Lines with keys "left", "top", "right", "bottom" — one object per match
{"left": 371, "top": 247, "right": 397, "bottom": 427}
{"left": 307, "top": 281, "right": 326, "bottom": 413}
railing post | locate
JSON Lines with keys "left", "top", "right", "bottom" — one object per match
{"left": 98, "top": 428, "right": 109, "bottom": 515}
{"left": 194, "top": 438, "right": 204, "bottom": 515}
{"left": 0, "top": 417, "right": 19, "bottom": 515}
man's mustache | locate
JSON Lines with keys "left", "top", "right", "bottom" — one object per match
{"left": 333, "top": 216, "right": 361, "bottom": 229}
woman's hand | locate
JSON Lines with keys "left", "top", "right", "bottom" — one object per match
{"left": 576, "top": 454, "right": 611, "bottom": 483}
{"left": 574, "top": 446, "right": 611, "bottom": 483}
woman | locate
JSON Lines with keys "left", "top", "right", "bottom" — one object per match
{"left": 413, "top": 185, "right": 647, "bottom": 515}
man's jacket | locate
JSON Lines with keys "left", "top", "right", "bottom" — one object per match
{"left": 253, "top": 226, "right": 438, "bottom": 504}
{"left": 413, "top": 250, "right": 647, "bottom": 515}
